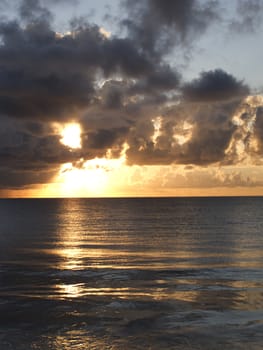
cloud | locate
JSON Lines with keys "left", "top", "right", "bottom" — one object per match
{"left": 0, "top": 115, "right": 82, "bottom": 188}
{"left": 122, "top": 0, "right": 219, "bottom": 58}
{"left": 229, "top": 0, "right": 263, "bottom": 33}
{"left": 126, "top": 99, "right": 240, "bottom": 166}
{"left": 83, "top": 127, "right": 129, "bottom": 157}
{"left": 19, "top": 0, "right": 53, "bottom": 24}
{"left": 0, "top": 167, "right": 57, "bottom": 189}
{"left": 161, "top": 166, "right": 258, "bottom": 189}
{"left": 0, "top": 17, "right": 161, "bottom": 121}
{"left": 0, "top": 0, "right": 261, "bottom": 191}
{"left": 182, "top": 69, "right": 249, "bottom": 102}
{"left": 129, "top": 65, "right": 181, "bottom": 95}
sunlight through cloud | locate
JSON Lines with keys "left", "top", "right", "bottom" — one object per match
{"left": 57, "top": 144, "right": 129, "bottom": 196}
{"left": 60, "top": 123, "right": 82, "bottom": 149}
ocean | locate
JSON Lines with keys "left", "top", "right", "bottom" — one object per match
{"left": 0, "top": 197, "right": 263, "bottom": 349}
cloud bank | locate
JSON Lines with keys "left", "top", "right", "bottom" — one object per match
{"left": 0, "top": 0, "right": 262, "bottom": 190}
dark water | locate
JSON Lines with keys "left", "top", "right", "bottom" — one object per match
{"left": 0, "top": 197, "right": 263, "bottom": 349}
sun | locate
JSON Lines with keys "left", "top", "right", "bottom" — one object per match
{"left": 60, "top": 123, "right": 81, "bottom": 149}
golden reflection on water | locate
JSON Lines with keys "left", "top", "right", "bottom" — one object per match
{"left": 57, "top": 283, "right": 85, "bottom": 299}
{"left": 48, "top": 331, "right": 101, "bottom": 350}
{"left": 59, "top": 248, "right": 83, "bottom": 270}
{"left": 39, "top": 199, "right": 263, "bottom": 306}
{"left": 53, "top": 201, "right": 88, "bottom": 297}
{"left": 3, "top": 198, "right": 263, "bottom": 350}
{"left": 54, "top": 283, "right": 162, "bottom": 300}
{"left": 54, "top": 200, "right": 104, "bottom": 271}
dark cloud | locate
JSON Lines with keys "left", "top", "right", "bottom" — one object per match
{"left": 0, "top": 116, "right": 82, "bottom": 188}
{"left": 183, "top": 69, "right": 249, "bottom": 102}
{"left": 99, "top": 80, "right": 125, "bottom": 110}
{"left": 0, "top": 130, "right": 79, "bottom": 169}
{"left": 83, "top": 127, "right": 129, "bottom": 152}
{"left": 102, "top": 38, "right": 155, "bottom": 77}
{"left": 0, "top": 167, "right": 57, "bottom": 189}
{"left": 129, "top": 65, "right": 181, "bottom": 95}
{"left": 0, "top": 20, "right": 95, "bottom": 120}
{"left": 126, "top": 99, "right": 239, "bottom": 166}
{"left": 0, "top": 70, "right": 94, "bottom": 119}
{"left": 122, "top": 0, "right": 219, "bottom": 57}
{"left": 0, "top": 17, "right": 159, "bottom": 121}
{"left": 178, "top": 103, "right": 237, "bottom": 165}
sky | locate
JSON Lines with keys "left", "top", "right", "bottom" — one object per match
{"left": 0, "top": 0, "right": 263, "bottom": 197}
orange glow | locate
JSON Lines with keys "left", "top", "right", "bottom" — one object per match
{"left": 56, "top": 144, "right": 128, "bottom": 197}
{"left": 59, "top": 158, "right": 110, "bottom": 195}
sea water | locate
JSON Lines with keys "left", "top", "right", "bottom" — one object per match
{"left": 0, "top": 197, "right": 263, "bottom": 349}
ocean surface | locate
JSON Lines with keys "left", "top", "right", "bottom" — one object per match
{"left": 0, "top": 197, "right": 263, "bottom": 349}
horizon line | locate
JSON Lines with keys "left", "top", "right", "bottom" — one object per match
{"left": 1, "top": 194, "right": 263, "bottom": 200}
